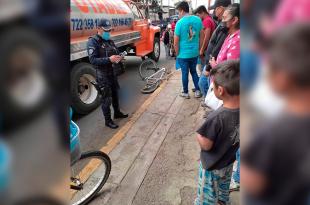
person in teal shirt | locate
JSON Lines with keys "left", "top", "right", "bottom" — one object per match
{"left": 174, "top": 1, "right": 203, "bottom": 98}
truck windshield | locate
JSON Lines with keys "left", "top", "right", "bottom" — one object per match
{"left": 130, "top": 4, "right": 144, "bottom": 20}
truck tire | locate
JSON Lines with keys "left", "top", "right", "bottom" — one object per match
{"left": 148, "top": 37, "right": 160, "bottom": 62}
{"left": 71, "top": 63, "right": 100, "bottom": 114}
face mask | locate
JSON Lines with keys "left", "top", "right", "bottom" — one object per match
{"left": 220, "top": 21, "right": 229, "bottom": 32}
{"left": 102, "top": 32, "right": 110, "bottom": 40}
{"left": 221, "top": 17, "right": 233, "bottom": 29}
{"left": 221, "top": 21, "right": 227, "bottom": 28}
{"left": 212, "top": 13, "right": 218, "bottom": 21}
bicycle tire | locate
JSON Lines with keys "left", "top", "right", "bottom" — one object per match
{"left": 70, "top": 151, "right": 111, "bottom": 205}
{"left": 140, "top": 81, "right": 160, "bottom": 94}
{"left": 139, "top": 59, "right": 159, "bottom": 80}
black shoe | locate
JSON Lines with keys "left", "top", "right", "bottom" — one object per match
{"left": 114, "top": 112, "right": 128, "bottom": 119}
{"left": 105, "top": 121, "right": 119, "bottom": 129}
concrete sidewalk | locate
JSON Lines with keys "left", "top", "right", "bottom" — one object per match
{"left": 89, "top": 71, "right": 240, "bottom": 205}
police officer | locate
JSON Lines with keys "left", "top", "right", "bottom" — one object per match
{"left": 87, "top": 19, "right": 128, "bottom": 129}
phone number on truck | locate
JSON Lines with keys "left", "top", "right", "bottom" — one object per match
{"left": 71, "top": 18, "right": 133, "bottom": 31}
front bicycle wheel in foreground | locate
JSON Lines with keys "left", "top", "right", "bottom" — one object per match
{"left": 70, "top": 151, "right": 111, "bottom": 205}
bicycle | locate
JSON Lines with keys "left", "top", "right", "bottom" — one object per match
{"left": 139, "top": 58, "right": 173, "bottom": 94}
{"left": 70, "top": 112, "right": 111, "bottom": 205}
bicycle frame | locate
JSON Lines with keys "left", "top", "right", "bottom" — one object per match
{"left": 145, "top": 68, "right": 167, "bottom": 84}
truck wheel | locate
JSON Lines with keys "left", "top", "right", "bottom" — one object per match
{"left": 71, "top": 63, "right": 100, "bottom": 114}
{"left": 148, "top": 37, "right": 160, "bottom": 62}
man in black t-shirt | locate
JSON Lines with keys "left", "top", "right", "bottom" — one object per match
{"left": 195, "top": 60, "right": 240, "bottom": 205}
{"left": 242, "top": 24, "right": 310, "bottom": 205}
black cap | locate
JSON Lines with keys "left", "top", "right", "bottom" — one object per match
{"left": 209, "top": 0, "right": 231, "bottom": 10}
{"left": 98, "top": 19, "right": 113, "bottom": 31}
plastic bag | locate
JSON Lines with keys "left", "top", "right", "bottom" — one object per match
{"left": 205, "top": 82, "right": 223, "bottom": 110}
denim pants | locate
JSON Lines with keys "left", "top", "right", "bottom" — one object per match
{"left": 178, "top": 57, "right": 200, "bottom": 93}
{"left": 198, "top": 66, "right": 210, "bottom": 98}
{"left": 233, "top": 148, "right": 240, "bottom": 183}
{"left": 164, "top": 44, "right": 169, "bottom": 57}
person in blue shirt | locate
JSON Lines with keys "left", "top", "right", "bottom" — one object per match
{"left": 174, "top": 1, "right": 204, "bottom": 99}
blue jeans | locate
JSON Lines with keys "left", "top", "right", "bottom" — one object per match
{"left": 233, "top": 148, "right": 240, "bottom": 183}
{"left": 198, "top": 66, "right": 210, "bottom": 97}
{"left": 178, "top": 57, "right": 200, "bottom": 93}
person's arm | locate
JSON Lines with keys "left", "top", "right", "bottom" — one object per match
{"left": 241, "top": 164, "right": 267, "bottom": 196}
{"left": 200, "top": 20, "right": 213, "bottom": 55}
{"left": 174, "top": 22, "right": 181, "bottom": 57}
{"left": 241, "top": 128, "right": 274, "bottom": 197}
{"left": 198, "top": 20, "right": 204, "bottom": 55}
{"left": 174, "top": 35, "right": 179, "bottom": 56}
{"left": 197, "top": 134, "right": 214, "bottom": 151}
{"left": 196, "top": 115, "right": 219, "bottom": 151}
{"left": 200, "top": 28, "right": 211, "bottom": 56}
{"left": 199, "top": 29, "right": 204, "bottom": 56}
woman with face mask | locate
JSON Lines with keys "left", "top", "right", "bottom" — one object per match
{"left": 209, "top": 3, "right": 240, "bottom": 68}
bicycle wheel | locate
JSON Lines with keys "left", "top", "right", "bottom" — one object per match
{"left": 70, "top": 151, "right": 111, "bottom": 205}
{"left": 141, "top": 80, "right": 160, "bottom": 94}
{"left": 139, "top": 59, "right": 159, "bottom": 80}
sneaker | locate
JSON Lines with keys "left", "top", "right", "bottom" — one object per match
{"left": 195, "top": 90, "right": 202, "bottom": 98}
{"left": 191, "top": 88, "right": 196, "bottom": 92}
{"left": 229, "top": 179, "right": 240, "bottom": 192}
{"left": 180, "top": 92, "right": 190, "bottom": 99}
{"left": 201, "top": 100, "right": 207, "bottom": 107}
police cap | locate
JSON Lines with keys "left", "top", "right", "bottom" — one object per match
{"left": 98, "top": 19, "right": 113, "bottom": 31}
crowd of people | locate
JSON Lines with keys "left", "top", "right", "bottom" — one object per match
{"left": 168, "top": 0, "right": 241, "bottom": 204}
{"left": 169, "top": 0, "right": 310, "bottom": 204}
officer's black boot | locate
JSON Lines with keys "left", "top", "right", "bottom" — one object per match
{"left": 111, "top": 89, "right": 128, "bottom": 119}
{"left": 105, "top": 120, "right": 119, "bottom": 129}
{"left": 114, "top": 111, "right": 128, "bottom": 119}
{"left": 103, "top": 103, "right": 119, "bottom": 129}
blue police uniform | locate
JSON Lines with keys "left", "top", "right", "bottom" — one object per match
{"left": 87, "top": 19, "right": 127, "bottom": 129}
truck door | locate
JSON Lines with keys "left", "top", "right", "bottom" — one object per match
{"left": 129, "top": 3, "right": 148, "bottom": 42}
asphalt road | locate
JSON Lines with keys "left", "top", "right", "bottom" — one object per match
{"left": 75, "top": 42, "right": 175, "bottom": 153}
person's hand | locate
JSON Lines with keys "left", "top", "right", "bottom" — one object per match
{"left": 199, "top": 54, "right": 204, "bottom": 61}
{"left": 209, "top": 57, "right": 216, "bottom": 68}
{"left": 117, "top": 55, "right": 125, "bottom": 63}
{"left": 203, "top": 70, "right": 210, "bottom": 76}
{"left": 199, "top": 50, "right": 204, "bottom": 56}
{"left": 109, "top": 55, "right": 121, "bottom": 63}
